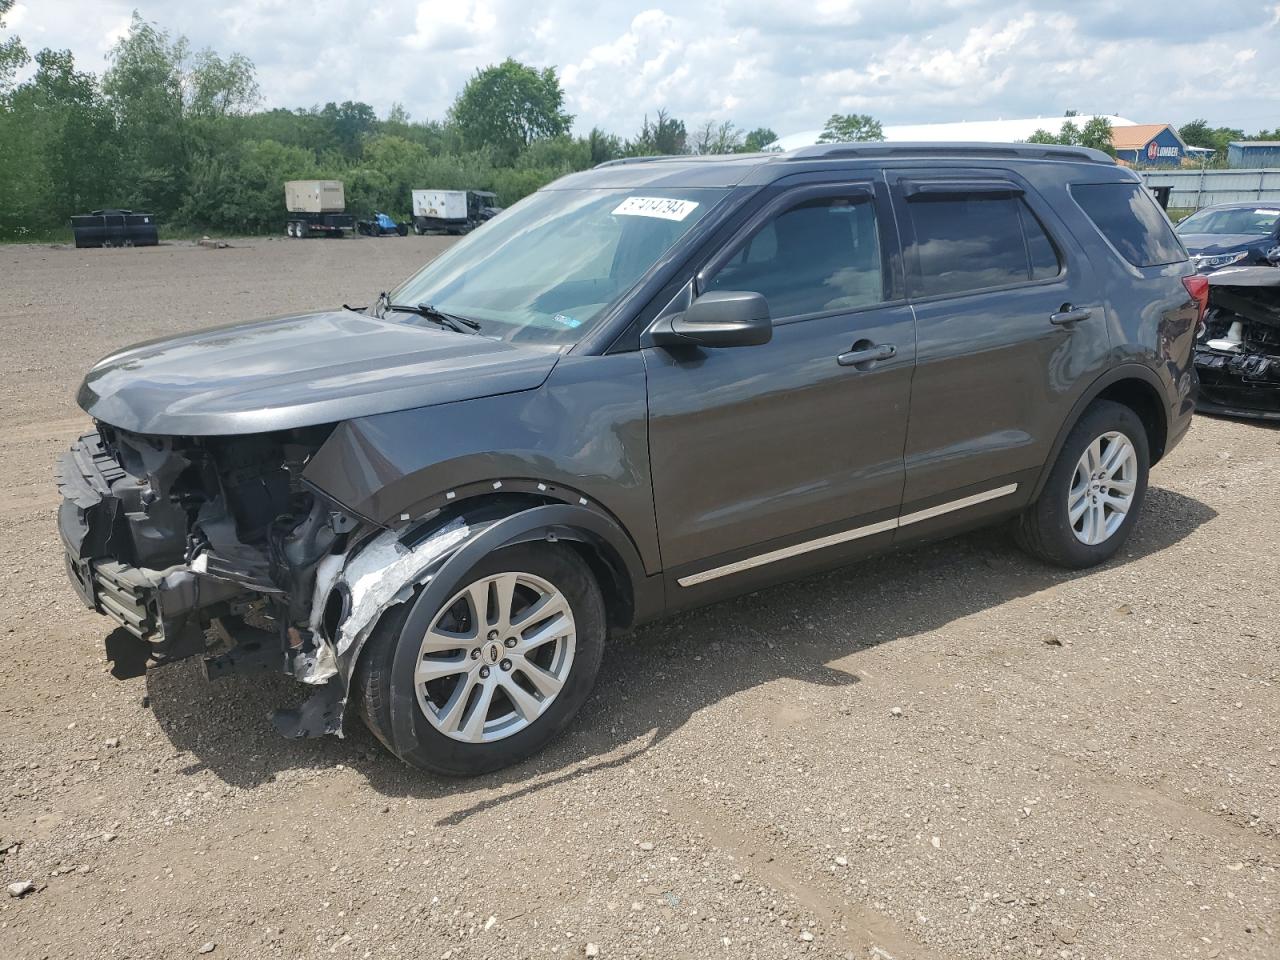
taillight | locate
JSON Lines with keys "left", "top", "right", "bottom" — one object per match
{"left": 1182, "top": 274, "right": 1209, "bottom": 334}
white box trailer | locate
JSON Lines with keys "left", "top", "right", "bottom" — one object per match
{"left": 411, "top": 189, "right": 469, "bottom": 232}
{"left": 283, "top": 180, "right": 353, "bottom": 238}
{"left": 285, "top": 180, "right": 346, "bottom": 214}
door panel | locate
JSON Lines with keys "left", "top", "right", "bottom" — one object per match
{"left": 644, "top": 304, "right": 915, "bottom": 573}
{"left": 888, "top": 169, "right": 1111, "bottom": 509}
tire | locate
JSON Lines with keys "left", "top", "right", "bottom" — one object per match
{"left": 396, "top": 224, "right": 409, "bottom": 237}
{"left": 413, "top": 223, "right": 423, "bottom": 236}
{"left": 286, "top": 222, "right": 295, "bottom": 238}
{"left": 297, "top": 222, "right": 309, "bottom": 239}
{"left": 1015, "top": 399, "right": 1149, "bottom": 568}
{"left": 355, "top": 543, "right": 606, "bottom": 776}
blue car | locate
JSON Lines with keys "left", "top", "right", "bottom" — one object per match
{"left": 356, "top": 211, "right": 409, "bottom": 237}
{"left": 1175, "top": 202, "right": 1280, "bottom": 272}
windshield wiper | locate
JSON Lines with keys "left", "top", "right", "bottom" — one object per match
{"left": 382, "top": 300, "right": 481, "bottom": 333}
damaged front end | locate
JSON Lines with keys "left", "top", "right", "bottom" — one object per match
{"left": 1193, "top": 266, "right": 1280, "bottom": 420}
{"left": 56, "top": 425, "right": 375, "bottom": 735}
{"left": 57, "top": 422, "right": 482, "bottom": 739}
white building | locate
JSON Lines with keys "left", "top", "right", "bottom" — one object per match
{"left": 771, "top": 115, "right": 1138, "bottom": 151}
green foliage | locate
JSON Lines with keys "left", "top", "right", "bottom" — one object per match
{"left": 691, "top": 120, "right": 744, "bottom": 155}
{"left": 1178, "top": 119, "right": 1245, "bottom": 162}
{"left": 0, "top": 0, "right": 28, "bottom": 98}
{"left": 586, "top": 127, "right": 623, "bottom": 165}
{"left": 817, "top": 113, "right": 883, "bottom": 143}
{"left": 741, "top": 127, "right": 779, "bottom": 152}
{"left": 1078, "top": 117, "right": 1115, "bottom": 156}
{"left": 1026, "top": 118, "right": 1116, "bottom": 157}
{"left": 102, "top": 14, "right": 189, "bottom": 213}
{"left": 449, "top": 59, "right": 573, "bottom": 162}
{"left": 627, "top": 109, "right": 688, "bottom": 156}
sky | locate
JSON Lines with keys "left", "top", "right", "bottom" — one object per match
{"left": 7, "top": 1, "right": 1280, "bottom": 137}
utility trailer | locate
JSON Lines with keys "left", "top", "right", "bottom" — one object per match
{"left": 70, "top": 210, "right": 159, "bottom": 249}
{"left": 411, "top": 189, "right": 502, "bottom": 235}
{"left": 284, "top": 180, "right": 354, "bottom": 238}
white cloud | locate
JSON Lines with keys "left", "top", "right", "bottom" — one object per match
{"left": 7, "top": 0, "right": 1280, "bottom": 136}
{"left": 406, "top": 0, "right": 498, "bottom": 51}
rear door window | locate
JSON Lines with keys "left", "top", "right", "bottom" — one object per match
{"left": 903, "top": 192, "right": 1062, "bottom": 298}
{"left": 1071, "top": 182, "right": 1186, "bottom": 267}
{"left": 704, "top": 194, "right": 886, "bottom": 318}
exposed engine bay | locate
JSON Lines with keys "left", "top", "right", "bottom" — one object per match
{"left": 1193, "top": 266, "right": 1280, "bottom": 419}
{"left": 54, "top": 423, "right": 437, "bottom": 737}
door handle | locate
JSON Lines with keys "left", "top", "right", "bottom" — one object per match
{"left": 837, "top": 342, "right": 896, "bottom": 367}
{"left": 1050, "top": 306, "right": 1093, "bottom": 325}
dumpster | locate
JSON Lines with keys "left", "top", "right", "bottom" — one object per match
{"left": 70, "top": 210, "right": 160, "bottom": 249}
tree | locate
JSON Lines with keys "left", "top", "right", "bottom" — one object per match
{"left": 1079, "top": 116, "right": 1115, "bottom": 156}
{"left": 4, "top": 48, "right": 119, "bottom": 228}
{"left": 740, "top": 127, "right": 779, "bottom": 152}
{"left": 319, "top": 100, "right": 378, "bottom": 158}
{"left": 1179, "top": 119, "right": 1244, "bottom": 161}
{"left": 587, "top": 127, "right": 622, "bottom": 165}
{"left": 691, "top": 119, "right": 743, "bottom": 155}
{"left": 817, "top": 113, "right": 883, "bottom": 143}
{"left": 0, "top": 0, "right": 28, "bottom": 98}
{"left": 187, "top": 49, "right": 259, "bottom": 118}
{"left": 626, "top": 109, "right": 687, "bottom": 155}
{"left": 102, "top": 14, "right": 189, "bottom": 214}
{"left": 449, "top": 59, "right": 573, "bottom": 161}
{"left": 1026, "top": 118, "right": 1115, "bottom": 157}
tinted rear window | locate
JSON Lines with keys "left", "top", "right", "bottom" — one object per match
{"left": 905, "top": 195, "right": 1062, "bottom": 298}
{"left": 1071, "top": 182, "right": 1186, "bottom": 267}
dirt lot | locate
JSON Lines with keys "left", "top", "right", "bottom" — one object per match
{"left": 0, "top": 237, "right": 1277, "bottom": 960}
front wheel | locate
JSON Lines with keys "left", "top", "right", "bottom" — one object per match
{"left": 355, "top": 543, "right": 606, "bottom": 776}
{"left": 1015, "top": 399, "right": 1149, "bottom": 568}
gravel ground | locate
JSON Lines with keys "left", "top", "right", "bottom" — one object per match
{"left": 0, "top": 237, "right": 1276, "bottom": 960}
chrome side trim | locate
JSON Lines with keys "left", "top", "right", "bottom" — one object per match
{"left": 675, "top": 518, "right": 898, "bottom": 587}
{"left": 675, "top": 483, "right": 1019, "bottom": 587}
{"left": 897, "top": 483, "right": 1019, "bottom": 527}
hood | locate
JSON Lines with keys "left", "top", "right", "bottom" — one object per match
{"left": 1178, "top": 233, "right": 1267, "bottom": 255}
{"left": 79, "top": 310, "right": 560, "bottom": 436}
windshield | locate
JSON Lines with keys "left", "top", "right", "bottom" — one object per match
{"left": 387, "top": 187, "right": 729, "bottom": 344}
{"left": 1177, "top": 206, "right": 1280, "bottom": 236}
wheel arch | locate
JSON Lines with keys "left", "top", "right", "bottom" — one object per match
{"left": 335, "top": 499, "right": 657, "bottom": 725}
{"left": 1032, "top": 364, "right": 1170, "bottom": 501}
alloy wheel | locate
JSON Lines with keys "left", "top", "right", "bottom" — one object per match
{"left": 414, "top": 571, "right": 576, "bottom": 743}
{"left": 1068, "top": 431, "right": 1137, "bottom": 546}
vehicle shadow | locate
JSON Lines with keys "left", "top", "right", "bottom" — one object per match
{"left": 146, "top": 486, "right": 1216, "bottom": 806}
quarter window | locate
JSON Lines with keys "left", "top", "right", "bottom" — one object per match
{"left": 704, "top": 195, "right": 885, "bottom": 318}
{"left": 906, "top": 194, "right": 1062, "bottom": 298}
{"left": 1072, "top": 182, "right": 1186, "bottom": 267}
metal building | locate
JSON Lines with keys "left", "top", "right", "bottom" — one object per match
{"left": 1228, "top": 142, "right": 1280, "bottom": 168}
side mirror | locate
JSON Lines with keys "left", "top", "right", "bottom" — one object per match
{"left": 650, "top": 290, "right": 772, "bottom": 349}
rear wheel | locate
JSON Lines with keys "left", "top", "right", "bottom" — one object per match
{"left": 286, "top": 221, "right": 295, "bottom": 237}
{"left": 356, "top": 543, "right": 606, "bottom": 776}
{"left": 1016, "top": 400, "right": 1149, "bottom": 568}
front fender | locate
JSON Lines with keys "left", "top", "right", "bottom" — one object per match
{"left": 334, "top": 502, "right": 659, "bottom": 708}
{"left": 300, "top": 352, "right": 660, "bottom": 575}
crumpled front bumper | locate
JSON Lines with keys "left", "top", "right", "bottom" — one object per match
{"left": 56, "top": 432, "right": 243, "bottom": 661}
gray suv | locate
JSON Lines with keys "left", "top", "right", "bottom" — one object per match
{"left": 57, "top": 144, "right": 1200, "bottom": 774}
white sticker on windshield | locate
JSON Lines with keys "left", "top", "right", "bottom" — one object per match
{"left": 1255, "top": 209, "right": 1280, "bottom": 215}
{"left": 612, "top": 196, "right": 700, "bottom": 221}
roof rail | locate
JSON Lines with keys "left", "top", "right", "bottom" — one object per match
{"left": 592, "top": 152, "right": 775, "bottom": 169}
{"left": 785, "top": 141, "right": 1114, "bottom": 165}
{"left": 593, "top": 155, "right": 687, "bottom": 169}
